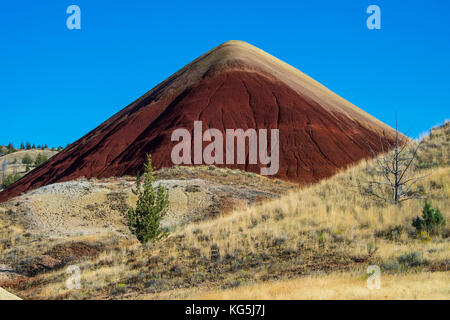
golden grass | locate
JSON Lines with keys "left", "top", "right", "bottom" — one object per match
{"left": 417, "top": 121, "right": 449, "bottom": 168}
{"left": 191, "top": 271, "right": 450, "bottom": 300}
{"left": 179, "top": 164, "right": 449, "bottom": 264}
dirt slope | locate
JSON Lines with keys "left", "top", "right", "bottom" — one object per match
{"left": 0, "top": 40, "right": 399, "bottom": 202}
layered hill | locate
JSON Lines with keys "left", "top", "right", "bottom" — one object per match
{"left": 0, "top": 40, "right": 399, "bottom": 202}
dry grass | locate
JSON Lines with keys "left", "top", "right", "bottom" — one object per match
{"left": 191, "top": 271, "right": 450, "bottom": 300}
{"left": 178, "top": 163, "right": 449, "bottom": 265}
{"left": 417, "top": 120, "right": 449, "bottom": 169}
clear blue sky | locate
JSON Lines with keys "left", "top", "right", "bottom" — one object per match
{"left": 1, "top": 0, "right": 449, "bottom": 147}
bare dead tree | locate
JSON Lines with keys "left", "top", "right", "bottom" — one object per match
{"left": 359, "top": 116, "right": 426, "bottom": 204}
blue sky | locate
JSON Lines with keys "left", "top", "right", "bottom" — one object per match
{"left": 1, "top": 0, "right": 449, "bottom": 147}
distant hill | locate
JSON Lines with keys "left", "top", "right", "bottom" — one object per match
{"left": 0, "top": 149, "right": 59, "bottom": 189}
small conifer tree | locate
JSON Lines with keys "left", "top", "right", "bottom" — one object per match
{"left": 128, "top": 154, "right": 169, "bottom": 244}
{"left": 412, "top": 201, "right": 445, "bottom": 235}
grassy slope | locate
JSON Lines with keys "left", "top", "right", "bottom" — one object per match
{"left": 4, "top": 123, "right": 449, "bottom": 300}
{"left": 417, "top": 121, "right": 449, "bottom": 169}
{"left": 185, "top": 122, "right": 450, "bottom": 300}
{"left": 0, "top": 149, "right": 59, "bottom": 186}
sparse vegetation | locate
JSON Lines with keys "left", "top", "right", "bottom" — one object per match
{"left": 128, "top": 155, "right": 169, "bottom": 244}
{"left": 397, "top": 251, "right": 423, "bottom": 267}
{"left": 416, "top": 121, "right": 449, "bottom": 169}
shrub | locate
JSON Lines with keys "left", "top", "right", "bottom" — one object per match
{"left": 381, "top": 260, "right": 402, "bottom": 273}
{"left": 412, "top": 202, "right": 446, "bottom": 235}
{"left": 22, "top": 154, "right": 33, "bottom": 165}
{"left": 417, "top": 230, "right": 431, "bottom": 243}
{"left": 128, "top": 154, "right": 169, "bottom": 244}
{"left": 1, "top": 173, "right": 21, "bottom": 189}
{"left": 397, "top": 251, "right": 423, "bottom": 267}
{"left": 383, "top": 251, "right": 424, "bottom": 273}
{"left": 34, "top": 153, "right": 48, "bottom": 166}
{"left": 377, "top": 225, "right": 404, "bottom": 241}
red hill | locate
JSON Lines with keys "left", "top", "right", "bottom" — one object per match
{"left": 0, "top": 40, "right": 398, "bottom": 202}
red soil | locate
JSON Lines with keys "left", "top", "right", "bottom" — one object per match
{"left": 0, "top": 41, "right": 397, "bottom": 202}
